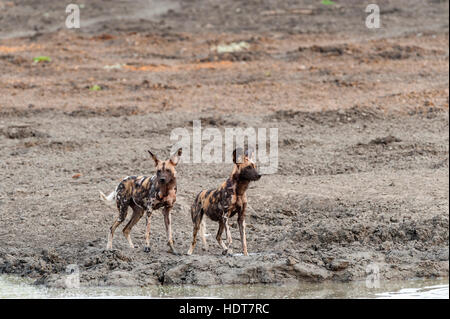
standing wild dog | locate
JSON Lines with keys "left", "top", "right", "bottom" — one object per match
{"left": 100, "top": 148, "right": 182, "bottom": 254}
{"left": 187, "top": 148, "right": 261, "bottom": 256}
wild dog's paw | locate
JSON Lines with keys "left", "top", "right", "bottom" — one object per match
{"left": 102, "top": 248, "right": 118, "bottom": 254}
{"left": 222, "top": 248, "right": 233, "bottom": 256}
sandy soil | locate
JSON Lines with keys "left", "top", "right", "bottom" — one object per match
{"left": 0, "top": 0, "right": 448, "bottom": 287}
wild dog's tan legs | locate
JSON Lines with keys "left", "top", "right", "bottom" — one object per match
{"left": 237, "top": 204, "right": 248, "bottom": 256}
{"left": 237, "top": 217, "right": 248, "bottom": 256}
{"left": 200, "top": 219, "right": 208, "bottom": 251}
{"left": 143, "top": 210, "right": 153, "bottom": 252}
{"left": 223, "top": 209, "right": 233, "bottom": 253}
{"left": 123, "top": 206, "right": 144, "bottom": 248}
{"left": 187, "top": 221, "right": 200, "bottom": 255}
{"left": 187, "top": 213, "right": 204, "bottom": 255}
{"left": 106, "top": 203, "right": 129, "bottom": 250}
{"left": 225, "top": 220, "right": 232, "bottom": 247}
{"left": 163, "top": 206, "right": 177, "bottom": 254}
{"left": 107, "top": 219, "right": 122, "bottom": 250}
{"left": 224, "top": 222, "right": 233, "bottom": 254}
{"left": 216, "top": 220, "right": 231, "bottom": 255}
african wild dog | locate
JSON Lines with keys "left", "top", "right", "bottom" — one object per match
{"left": 99, "top": 148, "right": 182, "bottom": 254}
{"left": 187, "top": 148, "right": 261, "bottom": 256}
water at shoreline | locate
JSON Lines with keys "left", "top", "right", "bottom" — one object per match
{"left": 0, "top": 275, "right": 448, "bottom": 299}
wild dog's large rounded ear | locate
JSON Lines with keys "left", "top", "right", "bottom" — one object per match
{"left": 170, "top": 148, "right": 182, "bottom": 166}
{"left": 148, "top": 150, "right": 160, "bottom": 166}
{"left": 233, "top": 147, "right": 244, "bottom": 164}
{"left": 245, "top": 147, "right": 255, "bottom": 162}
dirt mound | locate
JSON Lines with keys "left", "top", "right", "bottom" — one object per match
{"left": 267, "top": 106, "right": 382, "bottom": 126}
{"left": 199, "top": 51, "right": 269, "bottom": 62}
{"left": 294, "top": 43, "right": 447, "bottom": 63}
{"left": 1, "top": 125, "right": 48, "bottom": 139}
{"left": 64, "top": 106, "right": 142, "bottom": 118}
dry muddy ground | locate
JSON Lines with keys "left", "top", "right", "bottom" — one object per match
{"left": 0, "top": 0, "right": 448, "bottom": 288}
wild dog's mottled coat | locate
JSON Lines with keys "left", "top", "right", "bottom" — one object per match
{"left": 100, "top": 148, "right": 182, "bottom": 254}
{"left": 188, "top": 148, "right": 261, "bottom": 256}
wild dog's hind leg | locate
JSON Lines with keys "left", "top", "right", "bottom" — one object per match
{"left": 122, "top": 203, "right": 144, "bottom": 248}
{"left": 216, "top": 220, "right": 230, "bottom": 255}
{"left": 224, "top": 220, "right": 233, "bottom": 253}
{"left": 200, "top": 219, "right": 208, "bottom": 251}
{"left": 144, "top": 210, "right": 153, "bottom": 253}
{"left": 187, "top": 211, "right": 203, "bottom": 255}
{"left": 107, "top": 201, "right": 129, "bottom": 250}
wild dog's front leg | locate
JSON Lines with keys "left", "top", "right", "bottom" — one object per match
{"left": 237, "top": 202, "right": 248, "bottom": 256}
{"left": 143, "top": 210, "right": 153, "bottom": 253}
{"left": 163, "top": 206, "right": 177, "bottom": 254}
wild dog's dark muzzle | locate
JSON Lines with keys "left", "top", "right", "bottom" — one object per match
{"left": 240, "top": 167, "right": 261, "bottom": 181}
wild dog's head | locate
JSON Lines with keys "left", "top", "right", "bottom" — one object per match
{"left": 232, "top": 147, "right": 261, "bottom": 182}
{"left": 148, "top": 148, "right": 182, "bottom": 185}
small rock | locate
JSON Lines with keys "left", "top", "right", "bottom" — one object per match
{"left": 293, "top": 262, "right": 330, "bottom": 281}
{"left": 329, "top": 260, "right": 349, "bottom": 271}
{"left": 105, "top": 271, "right": 137, "bottom": 287}
{"left": 163, "top": 264, "right": 189, "bottom": 284}
{"left": 369, "top": 135, "right": 401, "bottom": 145}
{"left": 286, "top": 256, "right": 299, "bottom": 266}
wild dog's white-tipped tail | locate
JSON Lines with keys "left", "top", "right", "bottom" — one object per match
{"left": 99, "top": 190, "right": 116, "bottom": 203}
